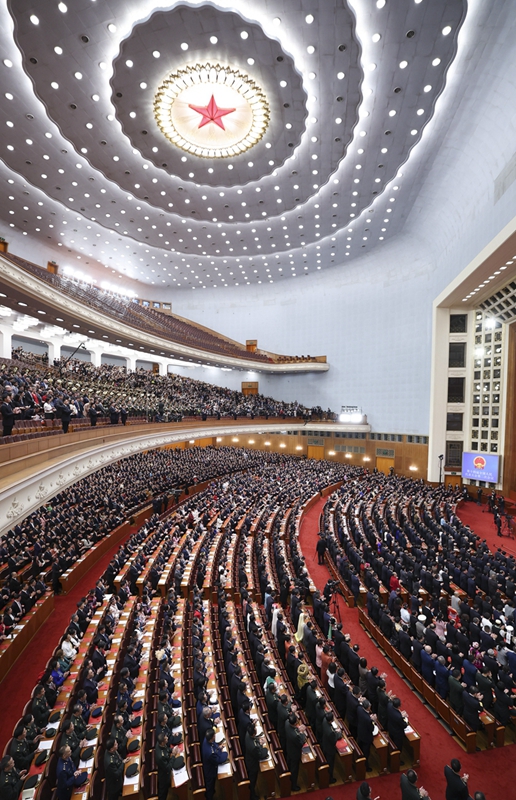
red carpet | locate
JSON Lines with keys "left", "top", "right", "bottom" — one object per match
{"left": 458, "top": 499, "right": 516, "bottom": 557}
{"left": 298, "top": 497, "right": 510, "bottom": 800}
{"left": 0, "top": 525, "right": 137, "bottom": 755}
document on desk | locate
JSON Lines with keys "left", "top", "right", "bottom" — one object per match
{"left": 218, "top": 762, "right": 231, "bottom": 776}
{"left": 79, "top": 758, "right": 94, "bottom": 769}
{"left": 173, "top": 766, "right": 189, "bottom": 786}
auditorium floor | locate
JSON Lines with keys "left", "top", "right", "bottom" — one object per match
{"left": 297, "top": 497, "right": 511, "bottom": 800}
{"left": 0, "top": 524, "right": 138, "bottom": 755}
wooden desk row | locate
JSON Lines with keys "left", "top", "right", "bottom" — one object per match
{"left": 0, "top": 592, "right": 53, "bottom": 684}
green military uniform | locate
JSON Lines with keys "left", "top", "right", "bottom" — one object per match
{"left": 244, "top": 732, "right": 269, "bottom": 800}
{"left": 157, "top": 700, "right": 181, "bottom": 729}
{"left": 31, "top": 695, "right": 50, "bottom": 729}
{"left": 155, "top": 741, "right": 173, "bottom": 800}
{"left": 110, "top": 722, "right": 128, "bottom": 759}
{"left": 71, "top": 712, "right": 88, "bottom": 741}
{"left": 0, "top": 766, "right": 23, "bottom": 800}
{"left": 61, "top": 729, "right": 81, "bottom": 767}
{"left": 104, "top": 748, "right": 124, "bottom": 800}
{"left": 10, "top": 737, "right": 36, "bottom": 771}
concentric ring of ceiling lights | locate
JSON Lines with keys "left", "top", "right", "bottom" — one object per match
{"left": 153, "top": 63, "right": 270, "bottom": 158}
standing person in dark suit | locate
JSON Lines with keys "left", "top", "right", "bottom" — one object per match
{"left": 356, "top": 700, "right": 374, "bottom": 772}
{"left": 400, "top": 769, "right": 429, "bottom": 799}
{"left": 60, "top": 398, "right": 73, "bottom": 433}
{"left": 104, "top": 738, "right": 125, "bottom": 800}
{"left": 109, "top": 403, "right": 120, "bottom": 425}
{"left": 202, "top": 728, "right": 228, "bottom": 800}
{"left": 444, "top": 759, "right": 471, "bottom": 800}
{"left": 387, "top": 697, "right": 408, "bottom": 763}
{"left": 0, "top": 394, "right": 20, "bottom": 437}
{"left": 285, "top": 713, "right": 306, "bottom": 793}
{"left": 244, "top": 721, "right": 268, "bottom": 800}
{"left": 321, "top": 711, "right": 341, "bottom": 784}
{"left": 316, "top": 536, "right": 327, "bottom": 565}
{"left": 120, "top": 406, "right": 128, "bottom": 426}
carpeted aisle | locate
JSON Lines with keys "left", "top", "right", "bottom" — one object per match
{"left": 458, "top": 498, "right": 516, "bottom": 557}
{"left": 0, "top": 525, "right": 138, "bottom": 755}
{"left": 298, "top": 497, "right": 509, "bottom": 800}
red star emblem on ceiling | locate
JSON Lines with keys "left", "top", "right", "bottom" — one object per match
{"left": 188, "top": 94, "right": 236, "bottom": 130}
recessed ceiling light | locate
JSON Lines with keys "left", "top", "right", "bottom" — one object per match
{"left": 442, "top": 25, "right": 452, "bottom": 35}
{"left": 337, "top": 71, "right": 345, "bottom": 79}
{"left": 417, "top": 108, "right": 424, "bottom": 115}
{"left": 423, "top": 84, "right": 432, "bottom": 92}
{"left": 107, "top": 23, "right": 117, "bottom": 33}
{"left": 432, "top": 57, "right": 441, "bottom": 66}
{"left": 92, "top": 93, "right": 99, "bottom": 101}
{"left": 51, "top": 81, "right": 59, "bottom": 89}
{"left": 305, "top": 14, "right": 314, "bottom": 24}
{"left": 139, "top": 81, "right": 147, "bottom": 89}
{"left": 240, "top": 31, "right": 249, "bottom": 39}
{"left": 126, "top": 59, "right": 133, "bottom": 68}
{"left": 376, "top": 0, "right": 386, "bottom": 7}
{"left": 279, "top": 80, "right": 287, "bottom": 87}
{"left": 372, "top": 33, "right": 381, "bottom": 42}
{"left": 54, "top": 46, "right": 63, "bottom": 55}
{"left": 74, "top": 71, "right": 83, "bottom": 80}
{"left": 369, "top": 63, "right": 376, "bottom": 71}
{"left": 30, "top": 14, "right": 39, "bottom": 25}
{"left": 58, "top": 2, "right": 67, "bottom": 12}
{"left": 307, "top": 45, "right": 315, "bottom": 54}
{"left": 153, "top": 50, "right": 160, "bottom": 58}
{"left": 247, "top": 57, "right": 255, "bottom": 65}
{"left": 410, "top": 129, "right": 418, "bottom": 135}
{"left": 399, "top": 60, "right": 408, "bottom": 69}
{"left": 99, "top": 61, "right": 107, "bottom": 70}
{"left": 388, "top": 109, "right": 396, "bottom": 117}
{"left": 3, "top": 59, "right": 13, "bottom": 68}
{"left": 181, "top": 42, "right": 189, "bottom": 50}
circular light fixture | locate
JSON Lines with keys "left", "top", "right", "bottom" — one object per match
{"left": 154, "top": 62, "right": 270, "bottom": 158}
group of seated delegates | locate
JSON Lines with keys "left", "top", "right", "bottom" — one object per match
{"left": 0, "top": 569, "right": 48, "bottom": 639}
{"left": 0, "top": 446, "right": 272, "bottom": 610}
{"left": 0, "top": 484, "right": 201, "bottom": 800}
{"left": 321, "top": 473, "right": 516, "bottom": 734}
{"left": 0, "top": 351, "right": 322, "bottom": 435}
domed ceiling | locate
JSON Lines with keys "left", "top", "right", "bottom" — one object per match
{"left": 0, "top": 0, "right": 466, "bottom": 292}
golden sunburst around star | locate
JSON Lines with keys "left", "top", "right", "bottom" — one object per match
{"left": 153, "top": 63, "right": 270, "bottom": 158}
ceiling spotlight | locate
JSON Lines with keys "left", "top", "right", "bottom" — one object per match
{"left": 30, "top": 14, "right": 39, "bottom": 25}
{"left": 432, "top": 57, "right": 441, "bottom": 66}
{"left": 307, "top": 45, "right": 315, "bottom": 54}
{"left": 399, "top": 60, "right": 408, "bottom": 69}
{"left": 54, "top": 46, "right": 63, "bottom": 55}
{"left": 423, "top": 84, "right": 432, "bottom": 92}
{"left": 3, "top": 59, "right": 13, "bottom": 67}
{"left": 240, "top": 31, "right": 249, "bottom": 39}
{"left": 126, "top": 59, "right": 133, "bottom": 68}
{"left": 107, "top": 23, "right": 116, "bottom": 33}
{"left": 139, "top": 81, "right": 147, "bottom": 89}
{"left": 337, "top": 71, "right": 345, "bottom": 79}
{"left": 247, "top": 57, "right": 255, "bottom": 65}
{"left": 74, "top": 71, "right": 83, "bottom": 80}
{"left": 210, "top": 36, "right": 218, "bottom": 44}
{"left": 58, "top": 2, "right": 67, "bottom": 12}
{"left": 181, "top": 42, "right": 189, "bottom": 50}
{"left": 442, "top": 25, "right": 452, "bottom": 35}
{"left": 372, "top": 33, "right": 381, "bottom": 42}
{"left": 153, "top": 50, "right": 160, "bottom": 58}
{"left": 376, "top": 0, "right": 386, "bottom": 6}
{"left": 305, "top": 14, "right": 314, "bottom": 24}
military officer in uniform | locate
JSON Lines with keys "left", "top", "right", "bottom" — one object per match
{"left": 0, "top": 755, "right": 25, "bottom": 800}
{"left": 285, "top": 712, "right": 307, "bottom": 792}
{"left": 110, "top": 715, "right": 130, "bottom": 759}
{"left": 10, "top": 726, "right": 37, "bottom": 772}
{"left": 31, "top": 685, "right": 50, "bottom": 729}
{"left": 155, "top": 732, "right": 183, "bottom": 800}
{"left": 244, "top": 721, "right": 269, "bottom": 800}
{"left": 104, "top": 738, "right": 125, "bottom": 800}
{"left": 60, "top": 719, "right": 87, "bottom": 767}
